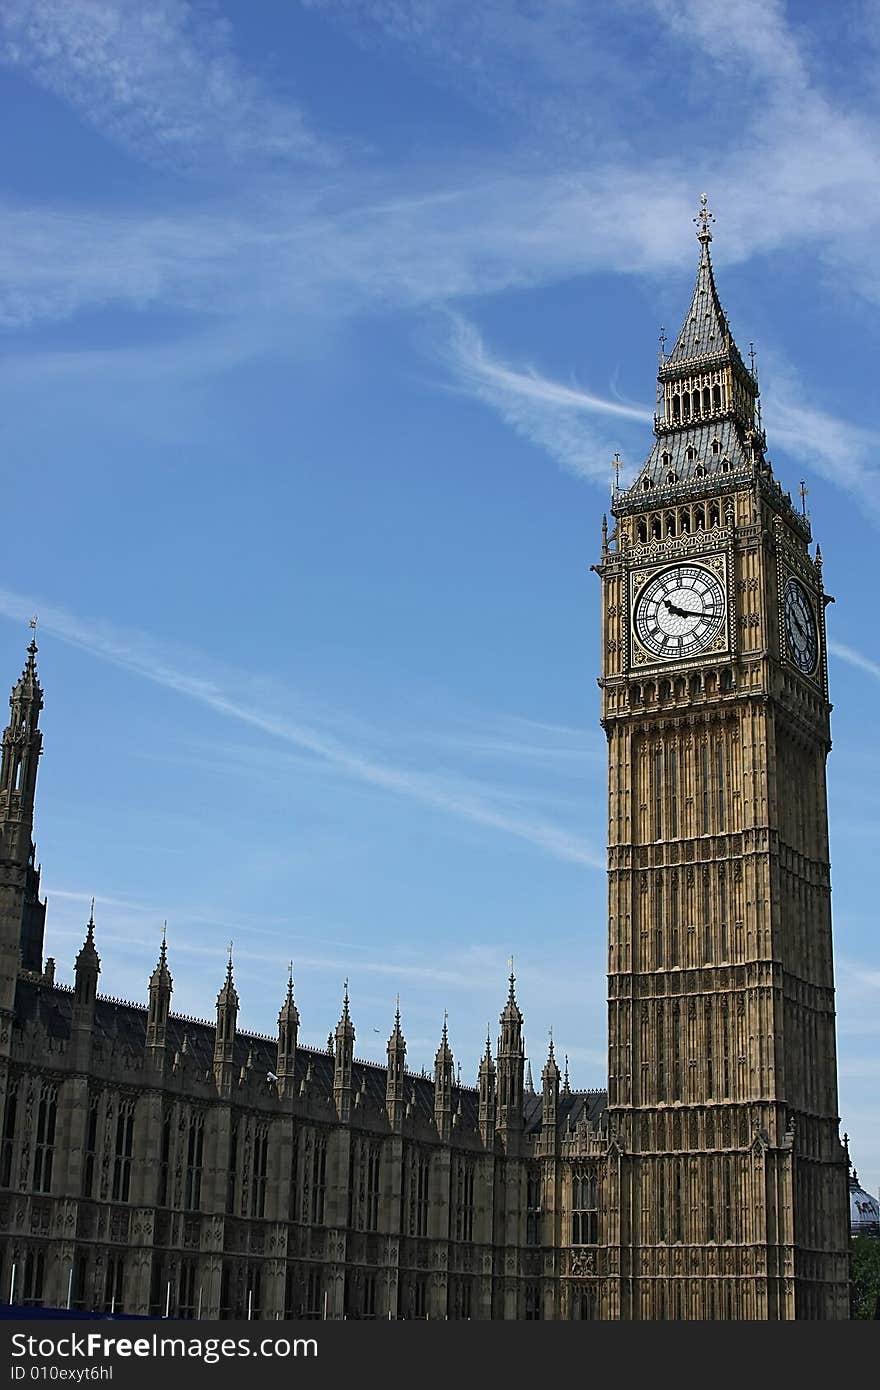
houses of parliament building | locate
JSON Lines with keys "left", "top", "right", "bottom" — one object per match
{"left": 0, "top": 200, "right": 852, "bottom": 1320}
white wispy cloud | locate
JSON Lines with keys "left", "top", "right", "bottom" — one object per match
{"left": 443, "top": 313, "right": 651, "bottom": 481}
{"left": 759, "top": 358, "right": 880, "bottom": 525}
{"left": 0, "top": 591, "right": 603, "bottom": 869}
{"left": 828, "top": 641, "right": 880, "bottom": 683}
{"left": 0, "top": 0, "right": 333, "bottom": 169}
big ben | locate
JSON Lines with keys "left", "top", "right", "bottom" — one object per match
{"left": 596, "top": 196, "right": 850, "bottom": 1319}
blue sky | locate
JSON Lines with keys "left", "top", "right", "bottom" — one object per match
{"left": 0, "top": 0, "right": 879, "bottom": 1195}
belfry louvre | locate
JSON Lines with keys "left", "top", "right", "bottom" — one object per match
{"left": 0, "top": 201, "right": 851, "bottom": 1319}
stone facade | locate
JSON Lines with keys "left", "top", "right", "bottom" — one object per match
{"left": 0, "top": 201, "right": 852, "bottom": 1318}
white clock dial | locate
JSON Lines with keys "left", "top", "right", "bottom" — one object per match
{"left": 633, "top": 564, "right": 726, "bottom": 661}
{"left": 783, "top": 576, "right": 818, "bottom": 674}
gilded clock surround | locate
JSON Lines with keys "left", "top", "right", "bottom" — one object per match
{"left": 630, "top": 554, "right": 729, "bottom": 666}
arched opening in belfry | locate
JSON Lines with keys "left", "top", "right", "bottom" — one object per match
{"left": 702, "top": 386, "right": 711, "bottom": 413}
{"left": 665, "top": 512, "right": 676, "bottom": 536}
{"left": 691, "top": 390, "right": 700, "bottom": 416}
{"left": 637, "top": 518, "right": 648, "bottom": 543}
{"left": 651, "top": 514, "right": 662, "bottom": 539}
{"left": 679, "top": 510, "right": 690, "bottom": 533}
{"left": 709, "top": 502, "right": 720, "bottom": 527}
{"left": 695, "top": 505, "right": 705, "bottom": 530}
{"left": 713, "top": 383, "right": 721, "bottom": 409}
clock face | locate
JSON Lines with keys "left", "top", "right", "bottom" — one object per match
{"left": 783, "top": 576, "right": 818, "bottom": 674}
{"left": 633, "top": 564, "right": 726, "bottom": 661}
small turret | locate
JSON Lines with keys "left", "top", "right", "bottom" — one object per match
{"left": 213, "top": 944, "right": 239, "bottom": 1090}
{"left": 434, "top": 1013, "right": 454, "bottom": 1142}
{"left": 0, "top": 626, "right": 47, "bottom": 1000}
{"left": 277, "top": 962, "right": 299, "bottom": 1097}
{"left": 73, "top": 899, "right": 100, "bottom": 1025}
{"left": 386, "top": 997, "right": 406, "bottom": 1132}
{"left": 146, "top": 923, "right": 172, "bottom": 1054}
{"left": 333, "top": 981, "right": 355, "bottom": 1121}
{"left": 541, "top": 1034, "right": 560, "bottom": 1144}
{"left": 478, "top": 1027, "right": 496, "bottom": 1148}
{"left": 496, "top": 965, "right": 524, "bottom": 1150}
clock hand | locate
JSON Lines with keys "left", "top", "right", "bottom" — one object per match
{"left": 663, "top": 598, "right": 702, "bottom": 619}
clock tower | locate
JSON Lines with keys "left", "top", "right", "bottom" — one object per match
{"left": 596, "top": 197, "right": 850, "bottom": 1319}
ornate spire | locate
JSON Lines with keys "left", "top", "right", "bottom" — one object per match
{"left": 694, "top": 190, "right": 714, "bottom": 244}
{"left": 336, "top": 978, "right": 354, "bottom": 1038}
{"left": 147, "top": 922, "right": 172, "bottom": 1053}
{"left": 500, "top": 960, "right": 523, "bottom": 1025}
{"left": 216, "top": 941, "right": 238, "bottom": 1009}
{"left": 664, "top": 194, "right": 733, "bottom": 368}
{"left": 150, "top": 921, "right": 172, "bottom": 990}
{"left": 76, "top": 898, "right": 100, "bottom": 969}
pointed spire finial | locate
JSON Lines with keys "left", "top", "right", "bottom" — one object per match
{"left": 563, "top": 1053, "right": 570, "bottom": 1092}
{"left": 799, "top": 479, "right": 809, "bottom": 516}
{"left": 659, "top": 325, "right": 666, "bottom": 364}
{"left": 159, "top": 920, "right": 168, "bottom": 964}
{"left": 694, "top": 191, "right": 714, "bottom": 244}
{"left": 27, "top": 615, "right": 38, "bottom": 659}
{"left": 88, "top": 896, "right": 95, "bottom": 928}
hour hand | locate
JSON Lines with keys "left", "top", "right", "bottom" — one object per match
{"left": 663, "top": 598, "right": 699, "bottom": 619}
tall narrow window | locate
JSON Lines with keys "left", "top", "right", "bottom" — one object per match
{"left": 226, "top": 1119, "right": 239, "bottom": 1216}
{"left": 22, "top": 1249, "right": 45, "bottom": 1307}
{"left": 103, "top": 1255, "right": 125, "bottom": 1314}
{"left": 721, "top": 999, "right": 730, "bottom": 1096}
{"left": 656, "top": 1003, "right": 665, "bottom": 1101}
{"left": 669, "top": 746, "right": 678, "bottom": 837}
{"left": 655, "top": 878, "right": 664, "bottom": 969}
{"left": 414, "top": 1153, "right": 430, "bottom": 1237}
{"left": 707, "top": 1159, "right": 716, "bottom": 1241}
{"left": 723, "top": 1160, "right": 733, "bottom": 1241}
{"left": 33, "top": 1084, "right": 57, "bottom": 1194}
{"left": 112, "top": 1100, "right": 134, "bottom": 1203}
{"left": 719, "top": 873, "right": 729, "bottom": 959}
{"left": 526, "top": 1169, "right": 541, "bottom": 1246}
{"left": 311, "top": 1134, "right": 327, "bottom": 1225}
{"left": 674, "top": 1161, "right": 683, "bottom": 1242}
{"left": 250, "top": 1124, "right": 268, "bottom": 1219}
{"left": 1, "top": 1081, "right": 18, "bottom": 1189}
{"left": 705, "top": 1000, "right": 714, "bottom": 1097}
{"left": 455, "top": 1158, "right": 475, "bottom": 1243}
{"left": 178, "top": 1260, "right": 196, "bottom": 1320}
{"left": 158, "top": 1111, "right": 171, "bottom": 1207}
{"left": 654, "top": 747, "right": 663, "bottom": 838}
{"left": 571, "top": 1172, "right": 598, "bottom": 1244}
{"left": 716, "top": 739, "right": 726, "bottom": 829}
{"left": 83, "top": 1093, "right": 100, "bottom": 1199}
{"left": 658, "top": 1161, "right": 667, "bottom": 1242}
{"left": 701, "top": 743, "right": 710, "bottom": 834}
{"left": 185, "top": 1112, "right": 205, "bottom": 1212}
{"left": 671, "top": 876, "right": 680, "bottom": 966}
{"left": 703, "top": 873, "right": 712, "bottom": 963}
{"left": 365, "top": 1142, "right": 381, "bottom": 1233}
{"left": 672, "top": 1007, "right": 681, "bottom": 1098}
